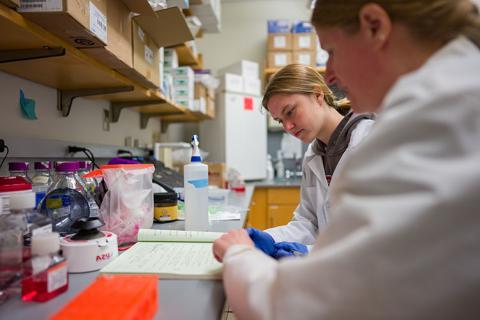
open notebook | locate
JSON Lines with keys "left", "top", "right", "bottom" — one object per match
{"left": 100, "top": 229, "right": 224, "bottom": 280}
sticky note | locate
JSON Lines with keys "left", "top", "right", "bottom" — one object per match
{"left": 19, "top": 89, "right": 37, "bottom": 120}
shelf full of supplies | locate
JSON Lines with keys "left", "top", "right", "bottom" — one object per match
{"left": 0, "top": 3, "right": 209, "bottom": 127}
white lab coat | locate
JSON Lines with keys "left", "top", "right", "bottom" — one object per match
{"left": 222, "top": 36, "right": 480, "bottom": 320}
{"left": 266, "top": 118, "right": 375, "bottom": 245}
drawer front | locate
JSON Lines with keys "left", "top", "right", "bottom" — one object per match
{"left": 247, "top": 188, "right": 268, "bottom": 230}
{"left": 268, "top": 204, "right": 297, "bottom": 228}
{"left": 267, "top": 187, "right": 300, "bottom": 205}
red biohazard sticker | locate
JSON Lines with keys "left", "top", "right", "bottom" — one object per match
{"left": 244, "top": 97, "right": 253, "bottom": 110}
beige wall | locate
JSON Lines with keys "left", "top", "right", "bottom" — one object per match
{"left": 197, "top": 0, "right": 311, "bottom": 74}
{"left": 0, "top": 71, "right": 160, "bottom": 148}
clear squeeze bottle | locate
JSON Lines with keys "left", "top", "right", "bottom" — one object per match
{"left": 183, "top": 135, "right": 209, "bottom": 231}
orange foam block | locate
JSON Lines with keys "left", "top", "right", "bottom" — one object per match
{"left": 51, "top": 275, "right": 159, "bottom": 320}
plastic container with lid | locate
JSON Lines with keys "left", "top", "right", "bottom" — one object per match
{"left": 9, "top": 162, "right": 31, "bottom": 182}
{"left": 0, "top": 179, "right": 30, "bottom": 304}
{"left": 21, "top": 232, "right": 68, "bottom": 302}
{"left": 51, "top": 275, "right": 158, "bottom": 320}
{"left": 0, "top": 176, "right": 32, "bottom": 214}
{"left": 153, "top": 180, "right": 178, "bottom": 222}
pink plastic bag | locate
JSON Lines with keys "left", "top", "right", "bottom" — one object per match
{"left": 86, "top": 164, "right": 154, "bottom": 247}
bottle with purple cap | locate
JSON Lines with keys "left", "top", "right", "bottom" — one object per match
{"left": 78, "top": 160, "right": 98, "bottom": 196}
{"left": 40, "top": 161, "right": 99, "bottom": 234}
{"left": 31, "top": 161, "right": 52, "bottom": 207}
{"left": 8, "top": 162, "right": 31, "bottom": 182}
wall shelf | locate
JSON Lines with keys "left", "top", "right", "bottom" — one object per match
{"left": 0, "top": 4, "right": 210, "bottom": 128}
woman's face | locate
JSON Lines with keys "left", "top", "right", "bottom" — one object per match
{"left": 316, "top": 26, "right": 387, "bottom": 113}
{"left": 267, "top": 93, "right": 327, "bottom": 144}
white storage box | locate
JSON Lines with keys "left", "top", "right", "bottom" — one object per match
{"left": 243, "top": 77, "right": 261, "bottom": 96}
{"left": 218, "top": 60, "right": 259, "bottom": 79}
{"left": 218, "top": 73, "right": 243, "bottom": 93}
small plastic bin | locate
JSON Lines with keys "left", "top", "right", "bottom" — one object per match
{"left": 51, "top": 275, "right": 158, "bottom": 320}
{"left": 208, "top": 187, "right": 230, "bottom": 206}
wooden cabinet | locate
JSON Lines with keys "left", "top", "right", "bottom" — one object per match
{"left": 247, "top": 187, "right": 300, "bottom": 230}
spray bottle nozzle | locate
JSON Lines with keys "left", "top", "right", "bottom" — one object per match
{"left": 190, "top": 134, "right": 202, "bottom": 163}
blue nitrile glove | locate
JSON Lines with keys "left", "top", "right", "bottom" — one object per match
{"left": 246, "top": 228, "right": 276, "bottom": 256}
{"left": 273, "top": 241, "right": 308, "bottom": 259}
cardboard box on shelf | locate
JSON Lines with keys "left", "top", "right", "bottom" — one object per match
{"left": 267, "top": 33, "right": 292, "bottom": 51}
{"left": 218, "top": 60, "right": 259, "bottom": 80}
{"left": 267, "top": 52, "right": 292, "bottom": 69}
{"left": 194, "top": 82, "right": 207, "bottom": 99}
{"left": 206, "top": 96, "right": 215, "bottom": 117}
{"left": 0, "top": 0, "right": 19, "bottom": 8}
{"left": 19, "top": 0, "right": 108, "bottom": 48}
{"left": 81, "top": 0, "right": 132, "bottom": 69}
{"left": 207, "top": 87, "right": 215, "bottom": 99}
{"left": 207, "top": 163, "right": 226, "bottom": 188}
{"left": 118, "top": 21, "right": 159, "bottom": 88}
{"left": 218, "top": 73, "right": 243, "bottom": 94}
{"left": 292, "top": 33, "right": 317, "bottom": 51}
{"left": 292, "top": 51, "right": 316, "bottom": 66}
{"left": 164, "top": 48, "right": 179, "bottom": 69}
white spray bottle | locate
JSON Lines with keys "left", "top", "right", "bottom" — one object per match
{"left": 183, "top": 135, "right": 209, "bottom": 231}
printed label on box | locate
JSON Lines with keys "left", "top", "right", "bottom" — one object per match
{"left": 244, "top": 97, "right": 253, "bottom": 111}
{"left": 19, "top": 0, "right": 62, "bottom": 12}
{"left": 138, "top": 26, "right": 145, "bottom": 42}
{"left": 298, "top": 53, "right": 311, "bottom": 65}
{"left": 274, "top": 36, "right": 287, "bottom": 48}
{"left": 298, "top": 35, "right": 311, "bottom": 49}
{"left": 145, "top": 46, "right": 154, "bottom": 65}
{"left": 274, "top": 54, "right": 288, "bottom": 66}
{"left": 89, "top": 2, "right": 107, "bottom": 43}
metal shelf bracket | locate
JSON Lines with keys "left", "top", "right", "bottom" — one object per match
{"left": 140, "top": 113, "right": 162, "bottom": 130}
{"left": 0, "top": 47, "right": 65, "bottom": 63}
{"left": 57, "top": 86, "right": 134, "bottom": 117}
{"left": 110, "top": 100, "right": 164, "bottom": 123}
{"left": 140, "top": 110, "right": 185, "bottom": 130}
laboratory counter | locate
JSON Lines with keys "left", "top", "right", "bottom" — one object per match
{"left": 1, "top": 186, "right": 254, "bottom": 320}
{"left": 252, "top": 177, "right": 302, "bottom": 188}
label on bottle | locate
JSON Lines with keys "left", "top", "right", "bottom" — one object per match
{"left": 187, "top": 178, "right": 208, "bottom": 188}
{"left": 48, "top": 261, "right": 67, "bottom": 293}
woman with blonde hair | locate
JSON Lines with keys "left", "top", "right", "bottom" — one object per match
{"left": 245, "top": 63, "right": 374, "bottom": 259}
{"left": 213, "top": 0, "right": 480, "bottom": 319}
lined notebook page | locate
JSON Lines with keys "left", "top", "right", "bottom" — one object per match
{"left": 100, "top": 242, "right": 222, "bottom": 279}
{"left": 137, "top": 229, "right": 224, "bottom": 243}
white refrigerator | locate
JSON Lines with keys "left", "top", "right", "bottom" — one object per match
{"left": 199, "top": 92, "right": 267, "bottom": 180}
